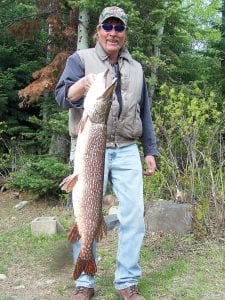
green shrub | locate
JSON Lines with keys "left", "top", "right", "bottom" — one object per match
{"left": 7, "top": 155, "right": 72, "bottom": 198}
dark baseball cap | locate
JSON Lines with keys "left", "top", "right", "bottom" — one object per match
{"left": 99, "top": 6, "right": 127, "bottom": 26}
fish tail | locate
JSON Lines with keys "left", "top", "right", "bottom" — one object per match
{"left": 73, "top": 254, "right": 97, "bottom": 280}
{"left": 95, "top": 215, "right": 107, "bottom": 242}
{"left": 68, "top": 223, "right": 81, "bottom": 243}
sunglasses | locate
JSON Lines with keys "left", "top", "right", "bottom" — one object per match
{"left": 100, "top": 23, "right": 127, "bottom": 33}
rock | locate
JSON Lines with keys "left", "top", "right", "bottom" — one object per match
{"left": 13, "top": 192, "right": 20, "bottom": 199}
{"left": 57, "top": 221, "right": 65, "bottom": 233}
{"left": 0, "top": 177, "right": 5, "bottom": 188}
{"left": 108, "top": 205, "right": 118, "bottom": 215}
{"left": 45, "top": 279, "right": 56, "bottom": 285}
{"left": 1, "top": 185, "right": 6, "bottom": 192}
{"left": 105, "top": 214, "right": 120, "bottom": 231}
{"left": 31, "top": 216, "right": 64, "bottom": 236}
{"left": 103, "top": 194, "right": 118, "bottom": 207}
{"left": 14, "top": 201, "right": 29, "bottom": 211}
{"left": 175, "top": 187, "right": 188, "bottom": 203}
{"left": 0, "top": 274, "right": 7, "bottom": 280}
{"left": 97, "top": 256, "right": 102, "bottom": 263}
{"left": 145, "top": 200, "right": 192, "bottom": 235}
{"left": 14, "top": 284, "right": 25, "bottom": 289}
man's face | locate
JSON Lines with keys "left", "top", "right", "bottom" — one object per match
{"left": 97, "top": 18, "right": 128, "bottom": 58}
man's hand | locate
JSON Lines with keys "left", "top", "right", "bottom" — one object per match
{"left": 144, "top": 155, "right": 156, "bottom": 176}
{"left": 68, "top": 73, "right": 96, "bottom": 102}
{"left": 82, "top": 73, "right": 96, "bottom": 94}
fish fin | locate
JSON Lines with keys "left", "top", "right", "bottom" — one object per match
{"left": 95, "top": 215, "right": 107, "bottom": 242}
{"left": 59, "top": 173, "right": 78, "bottom": 193}
{"left": 77, "top": 113, "right": 88, "bottom": 134}
{"left": 73, "top": 255, "right": 97, "bottom": 280}
{"left": 68, "top": 223, "right": 81, "bottom": 243}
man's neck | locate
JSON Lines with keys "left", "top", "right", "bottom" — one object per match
{"left": 109, "top": 55, "right": 119, "bottom": 64}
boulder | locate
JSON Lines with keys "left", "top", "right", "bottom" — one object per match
{"left": 145, "top": 200, "right": 192, "bottom": 235}
{"left": 105, "top": 214, "right": 120, "bottom": 231}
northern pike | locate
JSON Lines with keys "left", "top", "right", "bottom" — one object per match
{"left": 60, "top": 70, "right": 117, "bottom": 279}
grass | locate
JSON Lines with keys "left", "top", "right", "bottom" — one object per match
{"left": 0, "top": 225, "right": 70, "bottom": 282}
{"left": 0, "top": 192, "right": 225, "bottom": 299}
{"left": 172, "top": 244, "right": 225, "bottom": 299}
{"left": 140, "top": 260, "right": 188, "bottom": 299}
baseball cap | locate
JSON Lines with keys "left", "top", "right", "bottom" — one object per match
{"left": 99, "top": 6, "right": 127, "bottom": 26}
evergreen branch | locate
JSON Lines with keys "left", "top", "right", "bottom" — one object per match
{"left": 0, "top": 8, "right": 57, "bottom": 28}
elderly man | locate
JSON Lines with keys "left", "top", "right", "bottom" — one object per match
{"left": 55, "top": 6, "right": 157, "bottom": 300}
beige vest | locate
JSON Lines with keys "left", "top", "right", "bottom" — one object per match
{"left": 69, "top": 42, "right": 143, "bottom": 147}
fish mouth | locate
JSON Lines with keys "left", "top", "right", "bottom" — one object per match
{"left": 103, "top": 69, "right": 110, "bottom": 81}
{"left": 102, "top": 77, "right": 117, "bottom": 100}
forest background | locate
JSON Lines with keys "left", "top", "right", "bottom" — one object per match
{"left": 0, "top": 0, "right": 224, "bottom": 237}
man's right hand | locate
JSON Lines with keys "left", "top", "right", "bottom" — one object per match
{"left": 68, "top": 73, "right": 96, "bottom": 102}
{"left": 81, "top": 73, "right": 96, "bottom": 94}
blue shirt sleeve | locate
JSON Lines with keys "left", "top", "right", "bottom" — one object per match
{"left": 55, "top": 53, "right": 85, "bottom": 109}
{"left": 140, "top": 75, "right": 157, "bottom": 157}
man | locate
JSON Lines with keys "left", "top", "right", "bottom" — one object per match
{"left": 55, "top": 6, "right": 157, "bottom": 300}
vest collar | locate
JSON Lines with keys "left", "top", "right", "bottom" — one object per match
{"left": 95, "top": 41, "right": 132, "bottom": 63}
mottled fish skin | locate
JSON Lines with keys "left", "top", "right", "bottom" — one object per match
{"left": 60, "top": 70, "right": 117, "bottom": 279}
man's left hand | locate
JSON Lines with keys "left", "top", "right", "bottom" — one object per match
{"left": 144, "top": 155, "right": 156, "bottom": 176}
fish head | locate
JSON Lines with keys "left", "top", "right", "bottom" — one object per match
{"left": 84, "top": 70, "right": 117, "bottom": 124}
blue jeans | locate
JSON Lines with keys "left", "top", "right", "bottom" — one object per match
{"left": 72, "top": 143, "right": 145, "bottom": 290}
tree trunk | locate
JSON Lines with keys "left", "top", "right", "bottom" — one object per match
{"left": 77, "top": 8, "right": 89, "bottom": 50}
{"left": 48, "top": 5, "right": 81, "bottom": 161}
{"left": 47, "top": 3, "right": 70, "bottom": 160}
{"left": 69, "top": 8, "right": 89, "bottom": 162}
{"left": 149, "top": 24, "right": 165, "bottom": 102}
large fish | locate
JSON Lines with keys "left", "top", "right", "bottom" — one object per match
{"left": 60, "top": 70, "right": 117, "bottom": 280}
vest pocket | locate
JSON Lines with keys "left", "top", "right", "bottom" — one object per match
{"left": 117, "top": 105, "right": 142, "bottom": 139}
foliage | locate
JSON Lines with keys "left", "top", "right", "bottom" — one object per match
{"left": 0, "top": 32, "right": 48, "bottom": 151}
{"left": 143, "top": 169, "right": 167, "bottom": 200}
{"left": 6, "top": 155, "right": 72, "bottom": 197}
{"left": 150, "top": 81, "right": 225, "bottom": 233}
{"left": 18, "top": 52, "right": 71, "bottom": 106}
